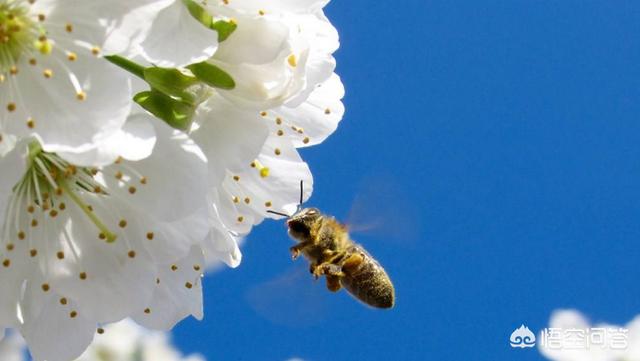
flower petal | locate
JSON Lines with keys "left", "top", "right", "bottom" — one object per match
{"left": 138, "top": 0, "right": 219, "bottom": 67}
{"left": 132, "top": 246, "right": 205, "bottom": 331}
{"left": 57, "top": 113, "right": 157, "bottom": 167}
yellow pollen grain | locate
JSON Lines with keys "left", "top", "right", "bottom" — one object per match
{"left": 76, "top": 91, "right": 86, "bottom": 101}
{"left": 97, "top": 328, "right": 105, "bottom": 334}
{"left": 9, "top": 66, "right": 18, "bottom": 75}
{"left": 128, "top": 250, "right": 136, "bottom": 258}
{"left": 60, "top": 297, "right": 67, "bottom": 305}
{"left": 325, "top": 108, "right": 331, "bottom": 115}
{"left": 115, "top": 156, "right": 123, "bottom": 164}
{"left": 288, "top": 54, "right": 297, "bottom": 67}
{"left": 55, "top": 187, "right": 63, "bottom": 196}
{"left": 258, "top": 9, "right": 265, "bottom": 16}
{"left": 41, "top": 283, "right": 50, "bottom": 292}
{"left": 67, "top": 52, "right": 77, "bottom": 61}
{"left": 260, "top": 111, "right": 267, "bottom": 117}
{"left": 276, "top": 117, "right": 282, "bottom": 125}
{"left": 233, "top": 175, "right": 240, "bottom": 181}
{"left": 98, "top": 232, "right": 106, "bottom": 240}
{"left": 119, "top": 219, "right": 127, "bottom": 228}
{"left": 244, "top": 197, "right": 251, "bottom": 204}
{"left": 59, "top": 202, "right": 66, "bottom": 210}
{"left": 260, "top": 167, "right": 270, "bottom": 178}
{"left": 171, "top": 265, "right": 178, "bottom": 271}
{"left": 91, "top": 46, "right": 100, "bottom": 56}
{"left": 265, "top": 201, "right": 272, "bottom": 207}
{"left": 70, "top": 311, "right": 77, "bottom": 318}
{"left": 140, "top": 177, "right": 147, "bottom": 185}
{"left": 7, "top": 103, "right": 16, "bottom": 112}
{"left": 185, "top": 282, "right": 193, "bottom": 289}
{"left": 2, "top": 259, "right": 10, "bottom": 267}
{"left": 303, "top": 137, "right": 310, "bottom": 144}
{"left": 193, "top": 265, "right": 201, "bottom": 271}
{"left": 237, "top": 216, "right": 244, "bottom": 223}
{"left": 277, "top": 130, "right": 284, "bottom": 136}
{"left": 29, "top": 58, "right": 36, "bottom": 65}
{"left": 79, "top": 272, "right": 87, "bottom": 280}
{"left": 250, "top": 161, "right": 256, "bottom": 168}
{"left": 43, "top": 69, "right": 53, "bottom": 78}
{"left": 37, "top": 14, "right": 45, "bottom": 21}
{"left": 115, "top": 171, "right": 123, "bottom": 180}
{"left": 6, "top": 243, "right": 14, "bottom": 251}
{"left": 56, "top": 251, "right": 64, "bottom": 259}
{"left": 18, "top": 231, "right": 25, "bottom": 240}
{"left": 49, "top": 209, "right": 58, "bottom": 217}
{"left": 144, "top": 308, "right": 151, "bottom": 314}
{"left": 222, "top": 0, "right": 229, "bottom": 4}
{"left": 274, "top": 148, "right": 281, "bottom": 156}
{"left": 30, "top": 249, "right": 38, "bottom": 257}
{"left": 233, "top": 196, "right": 239, "bottom": 203}
{"left": 31, "top": 219, "right": 38, "bottom": 227}
{"left": 65, "top": 23, "right": 73, "bottom": 32}
{"left": 128, "top": 186, "right": 136, "bottom": 194}
{"left": 146, "top": 232, "right": 154, "bottom": 240}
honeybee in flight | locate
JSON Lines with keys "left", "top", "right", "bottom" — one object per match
{"left": 268, "top": 182, "right": 395, "bottom": 309}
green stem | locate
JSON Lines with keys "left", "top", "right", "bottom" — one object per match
{"left": 105, "top": 55, "right": 146, "bottom": 80}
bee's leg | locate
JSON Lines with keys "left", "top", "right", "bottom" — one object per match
{"left": 313, "top": 262, "right": 345, "bottom": 280}
{"left": 325, "top": 275, "right": 342, "bottom": 292}
{"left": 340, "top": 252, "right": 365, "bottom": 273}
{"left": 289, "top": 241, "right": 313, "bottom": 260}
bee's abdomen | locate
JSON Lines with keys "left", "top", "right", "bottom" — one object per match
{"left": 341, "top": 255, "right": 395, "bottom": 309}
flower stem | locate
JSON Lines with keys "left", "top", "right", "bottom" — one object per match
{"left": 105, "top": 55, "right": 145, "bottom": 80}
{"left": 60, "top": 180, "right": 118, "bottom": 243}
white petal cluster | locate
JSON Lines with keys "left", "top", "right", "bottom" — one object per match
{"left": 540, "top": 310, "right": 640, "bottom": 361}
{"left": 0, "top": 0, "right": 344, "bottom": 360}
{"left": 0, "top": 319, "right": 204, "bottom": 361}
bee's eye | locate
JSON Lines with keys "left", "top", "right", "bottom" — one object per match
{"left": 289, "top": 221, "right": 308, "bottom": 234}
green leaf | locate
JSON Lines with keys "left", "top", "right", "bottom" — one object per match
{"left": 188, "top": 62, "right": 235, "bottom": 90}
{"left": 143, "top": 67, "right": 198, "bottom": 102}
{"left": 182, "top": 0, "right": 213, "bottom": 27}
{"left": 211, "top": 20, "right": 237, "bottom": 42}
{"left": 134, "top": 90, "right": 195, "bottom": 131}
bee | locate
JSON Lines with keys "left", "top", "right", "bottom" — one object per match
{"left": 268, "top": 182, "right": 395, "bottom": 309}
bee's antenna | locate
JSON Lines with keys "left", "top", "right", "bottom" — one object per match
{"left": 267, "top": 210, "right": 290, "bottom": 218}
{"left": 299, "top": 180, "right": 304, "bottom": 206}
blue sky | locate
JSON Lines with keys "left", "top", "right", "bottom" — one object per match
{"left": 173, "top": 1, "right": 640, "bottom": 360}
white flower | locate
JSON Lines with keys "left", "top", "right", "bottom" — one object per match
{"left": 76, "top": 319, "right": 204, "bottom": 361}
{"left": 0, "top": 114, "right": 216, "bottom": 361}
{"left": 103, "top": 0, "right": 219, "bottom": 68}
{"left": 0, "top": 0, "right": 134, "bottom": 158}
{"left": 204, "top": 0, "right": 339, "bottom": 109}
{"left": 540, "top": 309, "right": 640, "bottom": 361}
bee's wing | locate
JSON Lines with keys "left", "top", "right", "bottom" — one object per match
{"left": 244, "top": 265, "right": 333, "bottom": 327}
{"left": 346, "top": 174, "right": 420, "bottom": 246}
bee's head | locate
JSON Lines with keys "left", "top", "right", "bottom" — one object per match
{"left": 286, "top": 207, "right": 321, "bottom": 241}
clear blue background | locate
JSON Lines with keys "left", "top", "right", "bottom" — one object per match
{"left": 174, "top": 1, "right": 640, "bottom": 360}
